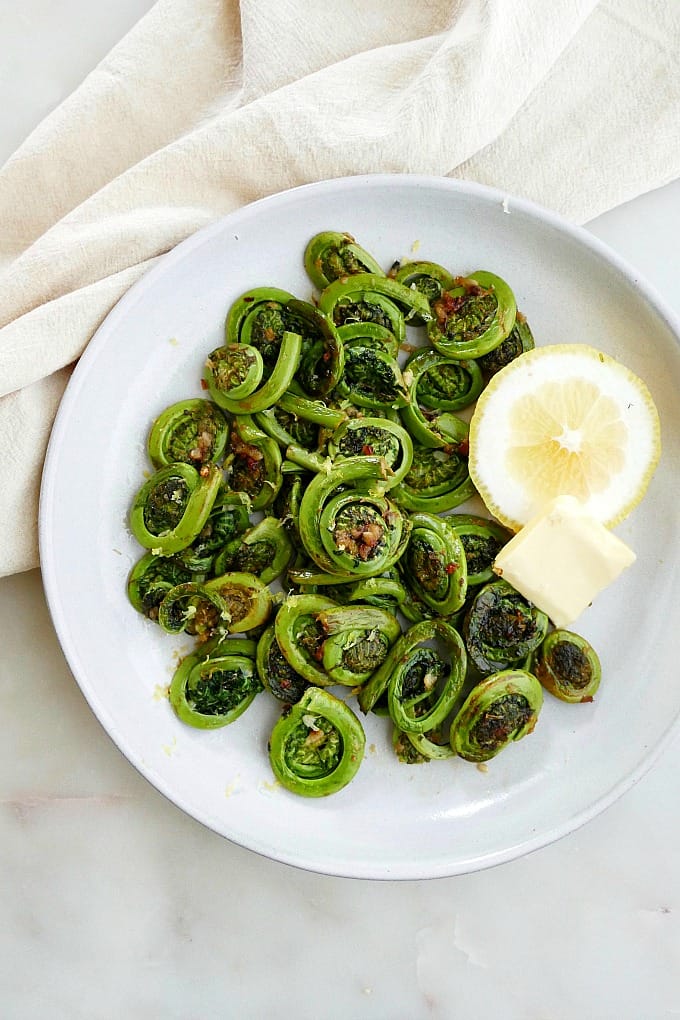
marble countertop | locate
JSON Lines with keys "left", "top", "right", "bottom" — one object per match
{"left": 2, "top": 4, "right": 679, "bottom": 1017}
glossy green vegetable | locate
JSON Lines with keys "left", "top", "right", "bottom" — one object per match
{"left": 268, "top": 687, "right": 365, "bottom": 797}
{"left": 204, "top": 344, "right": 264, "bottom": 405}
{"left": 177, "top": 490, "right": 251, "bottom": 573}
{"left": 170, "top": 637, "right": 260, "bottom": 728}
{"left": 316, "top": 605, "right": 402, "bottom": 686}
{"left": 399, "top": 347, "right": 472, "bottom": 448}
{"left": 427, "top": 271, "right": 516, "bottom": 359}
{"left": 400, "top": 512, "right": 468, "bottom": 616}
{"left": 393, "top": 726, "right": 455, "bottom": 762}
{"left": 203, "top": 571, "right": 273, "bottom": 634}
{"left": 147, "top": 398, "right": 229, "bottom": 468}
{"left": 393, "top": 260, "right": 456, "bottom": 321}
{"left": 464, "top": 579, "right": 549, "bottom": 675}
{"left": 256, "top": 624, "right": 310, "bottom": 704}
{"left": 318, "top": 273, "right": 432, "bottom": 331}
{"left": 358, "top": 618, "right": 466, "bottom": 719}
{"left": 213, "top": 515, "right": 293, "bottom": 584}
{"left": 327, "top": 417, "right": 413, "bottom": 487}
{"left": 304, "top": 231, "right": 385, "bottom": 290}
{"left": 447, "top": 514, "right": 512, "bottom": 587}
{"left": 211, "top": 331, "right": 302, "bottom": 415}
{"left": 298, "top": 457, "right": 410, "bottom": 578}
{"left": 226, "top": 416, "right": 282, "bottom": 511}
{"left": 127, "top": 552, "right": 193, "bottom": 619}
{"left": 531, "top": 630, "right": 602, "bottom": 703}
{"left": 450, "top": 669, "right": 543, "bottom": 762}
{"left": 274, "top": 594, "right": 338, "bottom": 686}
{"left": 129, "top": 462, "right": 222, "bottom": 554}
{"left": 392, "top": 444, "right": 476, "bottom": 513}
{"left": 334, "top": 336, "right": 408, "bottom": 410}
{"left": 478, "top": 314, "right": 535, "bottom": 376}
{"left": 157, "top": 581, "right": 232, "bottom": 637}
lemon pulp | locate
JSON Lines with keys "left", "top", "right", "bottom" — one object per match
{"left": 468, "top": 344, "right": 661, "bottom": 531}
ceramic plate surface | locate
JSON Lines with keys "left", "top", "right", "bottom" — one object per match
{"left": 40, "top": 175, "right": 680, "bottom": 879}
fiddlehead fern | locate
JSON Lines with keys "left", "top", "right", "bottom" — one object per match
{"left": 446, "top": 514, "right": 512, "bottom": 587}
{"left": 427, "top": 271, "right": 516, "bottom": 359}
{"left": 130, "top": 462, "right": 222, "bottom": 554}
{"left": 298, "top": 457, "right": 410, "bottom": 579}
{"left": 531, "top": 630, "right": 601, "bottom": 703}
{"left": 170, "top": 637, "right": 261, "bottom": 729}
{"left": 213, "top": 516, "right": 293, "bottom": 584}
{"left": 327, "top": 417, "right": 413, "bottom": 487}
{"left": 391, "top": 444, "right": 476, "bottom": 514}
{"left": 274, "top": 594, "right": 339, "bottom": 687}
{"left": 399, "top": 512, "right": 468, "bottom": 617}
{"left": 315, "top": 605, "right": 402, "bottom": 686}
{"left": 450, "top": 669, "right": 543, "bottom": 762}
{"left": 268, "top": 687, "right": 366, "bottom": 797}
{"left": 127, "top": 552, "right": 194, "bottom": 620}
{"left": 147, "top": 398, "right": 229, "bottom": 468}
{"left": 304, "top": 231, "right": 385, "bottom": 290}
{"left": 256, "top": 624, "right": 310, "bottom": 704}
{"left": 226, "top": 416, "right": 282, "bottom": 511}
{"left": 358, "top": 619, "right": 466, "bottom": 719}
{"left": 464, "top": 579, "right": 549, "bottom": 675}
{"left": 478, "top": 314, "right": 534, "bottom": 377}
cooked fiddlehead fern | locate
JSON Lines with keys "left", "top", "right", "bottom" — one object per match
{"left": 226, "top": 416, "right": 282, "bottom": 510}
{"left": 225, "top": 286, "right": 296, "bottom": 362}
{"left": 464, "top": 579, "right": 549, "bottom": 675}
{"left": 318, "top": 273, "right": 432, "bottom": 331}
{"left": 274, "top": 594, "right": 338, "bottom": 686}
{"left": 204, "top": 344, "right": 264, "bottom": 405}
{"left": 203, "top": 571, "right": 273, "bottom": 634}
{"left": 393, "top": 726, "right": 455, "bottom": 762}
{"left": 446, "top": 514, "right": 512, "bottom": 587}
{"left": 256, "top": 624, "right": 310, "bottom": 704}
{"left": 392, "top": 260, "right": 455, "bottom": 305}
{"left": 410, "top": 348, "right": 484, "bottom": 412}
{"left": 427, "top": 271, "right": 516, "bottom": 359}
{"left": 127, "top": 552, "right": 194, "bottom": 620}
{"left": 392, "top": 444, "right": 476, "bottom": 513}
{"left": 334, "top": 336, "right": 408, "bottom": 410}
{"left": 327, "top": 417, "right": 413, "bottom": 487}
{"left": 399, "top": 512, "right": 468, "bottom": 616}
{"left": 358, "top": 618, "right": 466, "bottom": 718}
{"left": 304, "top": 231, "right": 385, "bottom": 290}
{"left": 478, "top": 314, "right": 534, "bottom": 377}
{"left": 531, "top": 630, "right": 601, "bottom": 703}
{"left": 298, "top": 457, "right": 410, "bottom": 578}
{"left": 268, "top": 687, "right": 366, "bottom": 797}
{"left": 315, "top": 605, "right": 402, "bottom": 686}
{"left": 400, "top": 348, "right": 471, "bottom": 448}
{"left": 170, "top": 637, "right": 261, "bottom": 729}
{"left": 213, "top": 516, "right": 293, "bottom": 584}
{"left": 450, "top": 669, "right": 543, "bottom": 762}
{"left": 147, "top": 398, "right": 229, "bottom": 468}
{"left": 208, "top": 331, "right": 302, "bottom": 415}
{"left": 176, "top": 490, "right": 251, "bottom": 573}
{"left": 157, "top": 581, "right": 232, "bottom": 637}
{"left": 130, "top": 463, "right": 222, "bottom": 554}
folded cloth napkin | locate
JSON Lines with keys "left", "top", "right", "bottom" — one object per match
{"left": 1, "top": 0, "right": 679, "bottom": 575}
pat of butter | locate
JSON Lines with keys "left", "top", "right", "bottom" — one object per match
{"left": 493, "top": 495, "right": 636, "bottom": 628}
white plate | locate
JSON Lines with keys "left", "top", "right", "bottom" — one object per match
{"left": 40, "top": 175, "right": 680, "bottom": 879}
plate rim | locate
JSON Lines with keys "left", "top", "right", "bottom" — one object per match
{"left": 39, "top": 173, "right": 680, "bottom": 879}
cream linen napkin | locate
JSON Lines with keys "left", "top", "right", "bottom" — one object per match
{"left": 1, "top": 0, "right": 679, "bottom": 575}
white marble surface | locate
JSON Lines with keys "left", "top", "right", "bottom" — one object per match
{"left": 2, "top": 4, "right": 680, "bottom": 1017}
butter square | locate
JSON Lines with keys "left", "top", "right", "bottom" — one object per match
{"left": 492, "top": 495, "right": 636, "bottom": 628}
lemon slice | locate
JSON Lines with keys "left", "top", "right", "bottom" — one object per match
{"left": 469, "top": 344, "right": 661, "bottom": 530}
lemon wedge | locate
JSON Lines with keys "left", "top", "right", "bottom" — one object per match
{"left": 469, "top": 344, "right": 661, "bottom": 530}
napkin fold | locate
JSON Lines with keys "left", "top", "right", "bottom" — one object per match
{"left": 1, "top": 0, "right": 679, "bottom": 575}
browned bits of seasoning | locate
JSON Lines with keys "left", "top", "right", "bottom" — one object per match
{"left": 445, "top": 562, "right": 458, "bottom": 575}
{"left": 200, "top": 378, "right": 208, "bottom": 390}
{"left": 362, "top": 444, "right": 374, "bottom": 456}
